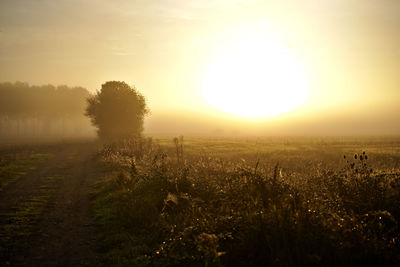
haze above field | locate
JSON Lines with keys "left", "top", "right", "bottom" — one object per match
{"left": 1, "top": 0, "right": 399, "bottom": 135}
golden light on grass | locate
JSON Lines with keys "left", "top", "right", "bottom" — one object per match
{"left": 202, "top": 30, "right": 309, "bottom": 118}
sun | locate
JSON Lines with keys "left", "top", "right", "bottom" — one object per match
{"left": 202, "top": 32, "right": 309, "bottom": 118}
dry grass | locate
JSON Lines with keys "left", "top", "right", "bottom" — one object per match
{"left": 93, "top": 136, "right": 400, "bottom": 266}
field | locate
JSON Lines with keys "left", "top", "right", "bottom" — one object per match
{"left": 1, "top": 137, "right": 400, "bottom": 266}
{"left": 93, "top": 136, "right": 400, "bottom": 266}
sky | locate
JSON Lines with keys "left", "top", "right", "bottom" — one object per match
{"left": 1, "top": 0, "right": 399, "bottom": 135}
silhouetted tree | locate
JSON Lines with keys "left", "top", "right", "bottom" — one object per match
{"left": 85, "top": 81, "right": 149, "bottom": 140}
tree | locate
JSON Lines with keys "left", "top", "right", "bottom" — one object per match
{"left": 0, "top": 82, "right": 92, "bottom": 140}
{"left": 85, "top": 81, "right": 149, "bottom": 140}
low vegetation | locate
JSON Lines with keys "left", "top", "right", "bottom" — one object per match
{"left": 92, "top": 137, "right": 400, "bottom": 266}
{"left": 0, "top": 146, "right": 50, "bottom": 190}
{"left": 0, "top": 146, "right": 64, "bottom": 264}
{"left": 0, "top": 192, "right": 53, "bottom": 261}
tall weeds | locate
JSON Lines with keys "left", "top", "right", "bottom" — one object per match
{"left": 95, "top": 138, "right": 400, "bottom": 266}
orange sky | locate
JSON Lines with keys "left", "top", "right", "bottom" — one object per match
{"left": 1, "top": 0, "right": 399, "bottom": 135}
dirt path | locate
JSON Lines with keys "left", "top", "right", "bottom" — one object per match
{"left": 0, "top": 142, "right": 103, "bottom": 266}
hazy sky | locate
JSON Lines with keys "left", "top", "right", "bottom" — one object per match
{"left": 1, "top": 0, "right": 399, "bottom": 135}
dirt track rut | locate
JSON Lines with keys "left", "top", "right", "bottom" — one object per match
{"left": 0, "top": 142, "right": 103, "bottom": 266}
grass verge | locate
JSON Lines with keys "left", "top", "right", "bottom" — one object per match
{"left": 0, "top": 152, "right": 51, "bottom": 190}
{"left": 91, "top": 138, "right": 400, "bottom": 266}
{"left": 0, "top": 174, "right": 61, "bottom": 265}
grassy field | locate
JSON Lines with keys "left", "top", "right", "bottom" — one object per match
{"left": 92, "top": 136, "right": 400, "bottom": 266}
{"left": 0, "top": 145, "right": 51, "bottom": 190}
{"left": 157, "top": 136, "right": 400, "bottom": 170}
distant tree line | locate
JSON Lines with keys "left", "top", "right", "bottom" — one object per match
{"left": 0, "top": 82, "right": 95, "bottom": 140}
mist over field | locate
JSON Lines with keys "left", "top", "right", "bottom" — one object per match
{"left": 2, "top": 81, "right": 399, "bottom": 142}
{"left": 0, "top": 82, "right": 95, "bottom": 143}
{"left": 1, "top": 1, "right": 400, "bottom": 266}
{"left": 144, "top": 107, "right": 400, "bottom": 137}
{"left": 1, "top": 0, "right": 400, "bottom": 138}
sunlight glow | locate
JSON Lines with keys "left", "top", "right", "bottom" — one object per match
{"left": 202, "top": 31, "right": 309, "bottom": 118}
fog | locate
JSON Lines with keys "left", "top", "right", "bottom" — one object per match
{"left": 1, "top": 81, "right": 399, "bottom": 144}
{"left": 144, "top": 106, "right": 400, "bottom": 137}
{"left": 0, "top": 82, "right": 95, "bottom": 143}
{"left": 1, "top": 0, "right": 400, "bottom": 139}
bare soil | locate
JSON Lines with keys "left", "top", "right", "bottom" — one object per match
{"left": 0, "top": 142, "right": 103, "bottom": 266}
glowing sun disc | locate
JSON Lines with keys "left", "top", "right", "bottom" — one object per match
{"left": 202, "top": 35, "right": 309, "bottom": 118}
